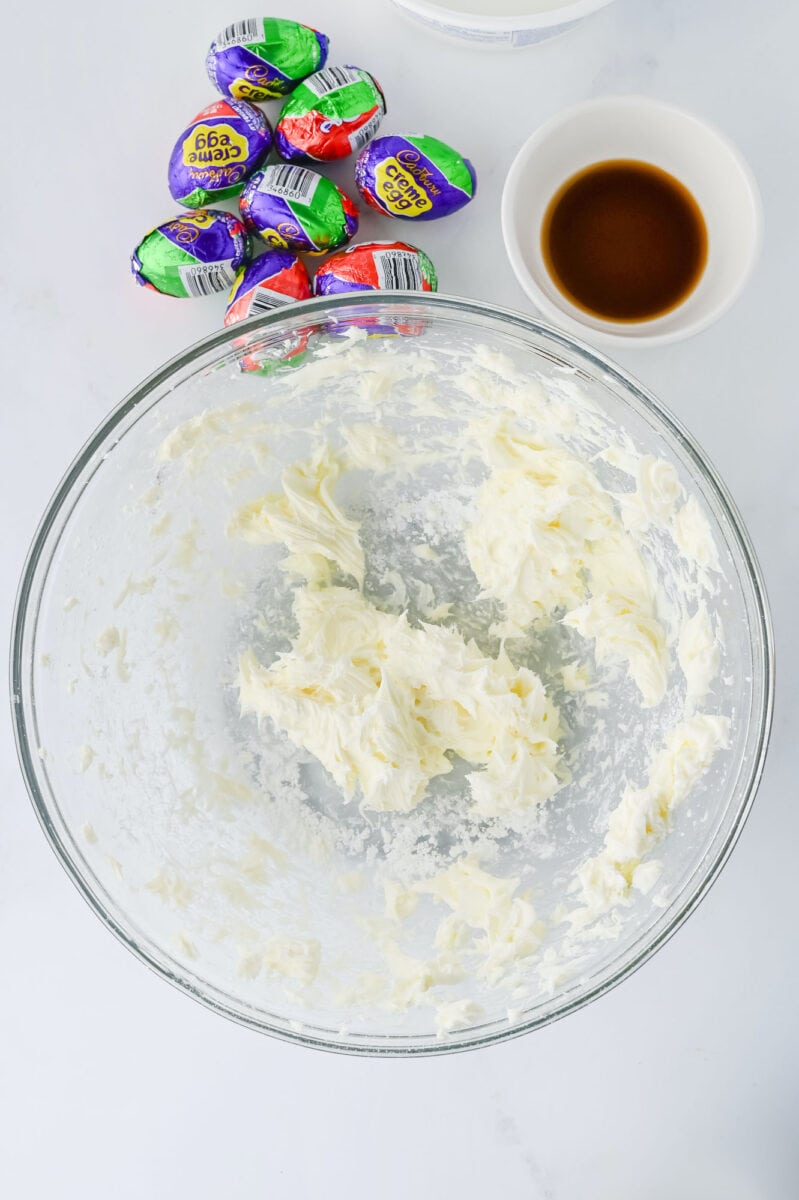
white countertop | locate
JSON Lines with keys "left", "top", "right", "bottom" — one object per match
{"left": 2, "top": 1, "right": 797, "bottom": 1196}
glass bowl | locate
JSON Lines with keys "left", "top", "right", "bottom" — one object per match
{"left": 11, "top": 294, "right": 773, "bottom": 1056}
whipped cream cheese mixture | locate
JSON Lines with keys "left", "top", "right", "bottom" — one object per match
{"left": 74, "top": 332, "right": 730, "bottom": 1036}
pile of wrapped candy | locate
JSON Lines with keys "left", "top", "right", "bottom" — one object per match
{"left": 130, "top": 16, "right": 477, "bottom": 329}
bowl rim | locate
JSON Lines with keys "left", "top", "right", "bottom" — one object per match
{"left": 391, "top": 0, "right": 617, "bottom": 34}
{"left": 9, "top": 291, "right": 775, "bottom": 1056}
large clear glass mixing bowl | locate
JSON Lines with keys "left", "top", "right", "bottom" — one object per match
{"left": 11, "top": 294, "right": 773, "bottom": 1055}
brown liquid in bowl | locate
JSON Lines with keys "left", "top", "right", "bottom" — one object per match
{"left": 541, "top": 159, "right": 708, "bottom": 322}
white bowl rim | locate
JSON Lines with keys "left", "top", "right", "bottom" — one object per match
{"left": 392, "top": 0, "right": 617, "bottom": 33}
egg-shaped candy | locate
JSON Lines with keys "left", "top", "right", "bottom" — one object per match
{"left": 355, "top": 133, "right": 476, "bottom": 221}
{"left": 313, "top": 240, "right": 437, "bottom": 296}
{"left": 131, "top": 210, "right": 249, "bottom": 298}
{"left": 224, "top": 250, "right": 311, "bottom": 325}
{"left": 206, "top": 17, "right": 329, "bottom": 102}
{"left": 168, "top": 99, "right": 272, "bottom": 209}
{"left": 240, "top": 164, "right": 358, "bottom": 255}
{"left": 275, "top": 65, "right": 385, "bottom": 163}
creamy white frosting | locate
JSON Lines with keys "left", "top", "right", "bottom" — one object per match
{"left": 77, "top": 744, "right": 95, "bottom": 773}
{"left": 618, "top": 454, "right": 684, "bottom": 534}
{"left": 263, "top": 937, "right": 320, "bottom": 985}
{"left": 340, "top": 855, "right": 545, "bottom": 1014}
{"left": 379, "top": 942, "right": 462, "bottom": 1010}
{"left": 229, "top": 445, "right": 365, "bottom": 588}
{"left": 415, "top": 855, "right": 544, "bottom": 986}
{"left": 238, "top": 937, "right": 321, "bottom": 985}
{"left": 464, "top": 417, "right": 669, "bottom": 705}
{"left": 340, "top": 423, "right": 404, "bottom": 471}
{"left": 435, "top": 998, "right": 485, "bottom": 1035}
{"left": 673, "top": 495, "right": 721, "bottom": 573}
{"left": 678, "top": 603, "right": 721, "bottom": 705}
{"left": 115, "top": 337, "right": 732, "bottom": 1032}
{"left": 158, "top": 401, "right": 272, "bottom": 473}
{"left": 568, "top": 713, "right": 729, "bottom": 926}
{"left": 95, "top": 625, "right": 131, "bottom": 682}
{"left": 229, "top": 404, "right": 727, "bottom": 1013}
{"left": 239, "top": 586, "right": 560, "bottom": 816}
{"left": 384, "top": 880, "right": 419, "bottom": 921}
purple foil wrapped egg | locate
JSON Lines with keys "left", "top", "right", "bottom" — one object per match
{"left": 354, "top": 133, "right": 476, "bottom": 221}
{"left": 131, "top": 210, "right": 250, "bottom": 299}
{"left": 168, "top": 99, "right": 272, "bottom": 209}
{"left": 239, "top": 164, "right": 359, "bottom": 255}
{"left": 206, "top": 17, "right": 329, "bottom": 102}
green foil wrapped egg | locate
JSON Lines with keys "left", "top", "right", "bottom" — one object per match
{"left": 131, "top": 210, "right": 250, "bottom": 299}
{"left": 275, "top": 65, "right": 386, "bottom": 162}
{"left": 240, "top": 164, "right": 359, "bottom": 255}
{"left": 206, "top": 17, "right": 329, "bottom": 102}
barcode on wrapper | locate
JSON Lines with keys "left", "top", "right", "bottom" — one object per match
{"left": 373, "top": 250, "right": 423, "bottom": 291}
{"left": 303, "top": 65, "right": 363, "bottom": 97}
{"left": 178, "top": 261, "right": 237, "bottom": 298}
{"left": 247, "top": 288, "right": 294, "bottom": 315}
{"left": 261, "top": 164, "right": 320, "bottom": 204}
{"left": 348, "top": 110, "right": 383, "bottom": 154}
{"left": 214, "top": 18, "right": 262, "bottom": 49}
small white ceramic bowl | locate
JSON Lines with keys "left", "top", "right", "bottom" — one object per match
{"left": 501, "top": 96, "right": 763, "bottom": 348}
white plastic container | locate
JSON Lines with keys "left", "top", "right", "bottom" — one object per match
{"left": 391, "top": 0, "right": 617, "bottom": 47}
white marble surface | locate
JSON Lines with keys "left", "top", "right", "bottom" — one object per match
{"left": 2, "top": 1, "right": 797, "bottom": 1196}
